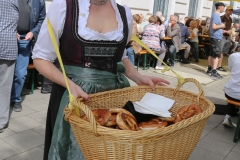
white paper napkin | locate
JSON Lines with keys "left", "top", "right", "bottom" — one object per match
{"left": 133, "top": 92, "right": 175, "bottom": 117}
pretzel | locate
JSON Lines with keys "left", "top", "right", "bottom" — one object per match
{"left": 109, "top": 108, "right": 137, "bottom": 121}
{"left": 138, "top": 118, "right": 168, "bottom": 130}
{"left": 174, "top": 104, "right": 202, "bottom": 124}
{"left": 116, "top": 112, "right": 139, "bottom": 131}
{"left": 160, "top": 117, "right": 175, "bottom": 123}
{"left": 105, "top": 114, "right": 117, "bottom": 127}
{"left": 81, "top": 109, "right": 111, "bottom": 126}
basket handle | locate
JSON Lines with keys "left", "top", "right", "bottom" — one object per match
{"left": 173, "top": 78, "right": 204, "bottom": 103}
{"left": 70, "top": 99, "right": 99, "bottom": 136}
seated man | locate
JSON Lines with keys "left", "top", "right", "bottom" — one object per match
{"left": 222, "top": 52, "right": 240, "bottom": 127}
{"left": 166, "top": 15, "right": 181, "bottom": 67}
{"left": 178, "top": 18, "right": 191, "bottom": 64}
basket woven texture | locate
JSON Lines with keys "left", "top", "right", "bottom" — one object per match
{"left": 64, "top": 78, "right": 215, "bottom": 160}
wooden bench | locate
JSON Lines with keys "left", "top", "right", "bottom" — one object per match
{"left": 136, "top": 49, "right": 149, "bottom": 70}
{"left": 27, "top": 64, "right": 35, "bottom": 94}
{"left": 226, "top": 99, "right": 240, "bottom": 143}
{"left": 181, "top": 46, "right": 186, "bottom": 50}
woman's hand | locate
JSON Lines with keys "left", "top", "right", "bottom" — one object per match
{"left": 122, "top": 58, "right": 170, "bottom": 90}
{"left": 69, "top": 81, "right": 90, "bottom": 101}
{"left": 134, "top": 75, "right": 170, "bottom": 90}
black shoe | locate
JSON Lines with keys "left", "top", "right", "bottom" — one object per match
{"left": 217, "top": 66, "right": 227, "bottom": 72}
{"left": 12, "top": 102, "right": 22, "bottom": 112}
{"left": 41, "top": 86, "right": 52, "bottom": 94}
{"left": 181, "top": 58, "right": 190, "bottom": 64}
{"left": 0, "top": 128, "right": 4, "bottom": 133}
{"left": 210, "top": 71, "right": 223, "bottom": 79}
{"left": 195, "top": 60, "right": 199, "bottom": 63}
{"left": 207, "top": 69, "right": 212, "bottom": 75}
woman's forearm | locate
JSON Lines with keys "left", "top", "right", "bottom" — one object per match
{"left": 33, "top": 58, "right": 75, "bottom": 89}
{"left": 122, "top": 58, "right": 142, "bottom": 84}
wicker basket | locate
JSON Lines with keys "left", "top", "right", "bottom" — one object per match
{"left": 64, "top": 78, "right": 215, "bottom": 160}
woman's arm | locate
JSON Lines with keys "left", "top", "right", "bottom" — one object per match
{"left": 122, "top": 58, "right": 170, "bottom": 89}
{"left": 189, "top": 28, "right": 195, "bottom": 38}
{"left": 33, "top": 59, "right": 89, "bottom": 100}
{"left": 32, "top": 0, "right": 89, "bottom": 100}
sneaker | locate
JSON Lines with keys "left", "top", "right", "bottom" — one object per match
{"left": 217, "top": 66, "right": 227, "bottom": 72}
{"left": 41, "top": 86, "right": 52, "bottom": 94}
{"left": 155, "top": 66, "right": 165, "bottom": 70}
{"left": 12, "top": 102, "right": 22, "bottom": 112}
{"left": 222, "top": 116, "right": 235, "bottom": 128}
{"left": 210, "top": 71, "right": 223, "bottom": 79}
{"left": 0, "top": 128, "right": 4, "bottom": 133}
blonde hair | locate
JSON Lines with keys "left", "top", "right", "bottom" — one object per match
{"left": 190, "top": 20, "right": 197, "bottom": 28}
{"left": 133, "top": 14, "right": 141, "bottom": 24}
{"left": 148, "top": 15, "right": 158, "bottom": 24}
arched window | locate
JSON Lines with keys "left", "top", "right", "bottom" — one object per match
{"left": 153, "top": 0, "right": 169, "bottom": 17}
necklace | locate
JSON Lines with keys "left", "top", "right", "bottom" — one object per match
{"left": 90, "top": 0, "right": 108, "bottom": 6}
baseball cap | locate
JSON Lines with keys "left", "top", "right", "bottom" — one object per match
{"left": 226, "top": 6, "right": 233, "bottom": 10}
{"left": 215, "top": 2, "right": 225, "bottom": 7}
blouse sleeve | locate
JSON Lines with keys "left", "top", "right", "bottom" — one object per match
{"left": 122, "top": 5, "right": 133, "bottom": 60}
{"left": 32, "top": 0, "right": 66, "bottom": 62}
{"left": 159, "top": 25, "right": 165, "bottom": 38}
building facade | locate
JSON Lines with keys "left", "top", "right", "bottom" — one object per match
{"left": 45, "top": 0, "right": 240, "bottom": 21}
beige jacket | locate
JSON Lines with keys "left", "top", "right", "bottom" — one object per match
{"left": 167, "top": 24, "right": 181, "bottom": 52}
{"left": 130, "top": 20, "right": 142, "bottom": 53}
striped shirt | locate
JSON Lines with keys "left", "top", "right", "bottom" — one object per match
{"left": 142, "top": 23, "right": 165, "bottom": 51}
{"left": 0, "top": 0, "right": 19, "bottom": 60}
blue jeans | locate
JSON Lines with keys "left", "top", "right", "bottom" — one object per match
{"left": 11, "top": 35, "right": 31, "bottom": 103}
{"left": 127, "top": 47, "right": 135, "bottom": 66}
{"left": 169, "top": 45, "right": 176, "bottom": 65}
{"left": 188, "top": 42, "right": 199, "bottom": 61}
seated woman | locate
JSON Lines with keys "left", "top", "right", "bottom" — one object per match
{"left": 222, "top": 52, "right": 240, "bottom": 127}
{"left": 188, "top": 20, "right": 199, "bottom": 63}
{"left": 142, "top": 15, "right": 166, "bottom": 70}
{"left": 127, "top": 14, "right": 142, "bottom": 67}
{"left": 201, "top": 20, "right": 209, "bottom": 35}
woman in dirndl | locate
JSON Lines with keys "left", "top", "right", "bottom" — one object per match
{"left": 32, "top": 0, "right": 170, "bottom": 159}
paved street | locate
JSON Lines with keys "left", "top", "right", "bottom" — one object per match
{"left": 0, "top": 61, "right": 239, "bottom": 160}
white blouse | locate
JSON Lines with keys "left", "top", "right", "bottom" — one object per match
{"left": 224, "top": 53, "right": 240, "bottom": 99}
{"left": 32, "top": 0, "right": 133, "bottom": 62}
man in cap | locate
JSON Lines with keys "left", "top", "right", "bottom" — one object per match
{"left": 207, "top": 2, "right": 226, "bottom": 78}
{"left": 217, "top": 5, "right": 233, "bottom": 72}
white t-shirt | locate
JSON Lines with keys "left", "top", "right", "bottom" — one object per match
{"left": 32, "top": 0, "right": 133, "bottom": 62}
{"left": 224, "top": 53, "right": 240, "bottom": 100}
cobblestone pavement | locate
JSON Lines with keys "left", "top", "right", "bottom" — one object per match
{"left": 0, "top": 62, "right": 239, "bottom": 160}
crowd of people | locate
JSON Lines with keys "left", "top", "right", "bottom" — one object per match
{"left": 0, "top": 0, "right": 239, "bottom": 159}
{"left": 128, "top": 5, "right": 240, "bottom": 78}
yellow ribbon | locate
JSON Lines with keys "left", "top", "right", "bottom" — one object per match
{"left": 47, "top": 18, "right": 80, "bottom": 116}
{"left": 131, "top": 34, "right": 185, "bottom": 86}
